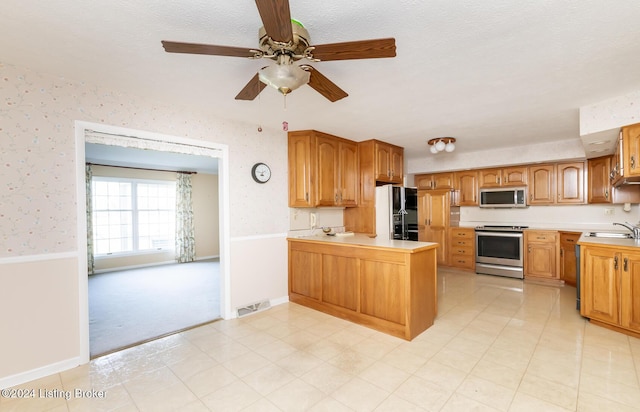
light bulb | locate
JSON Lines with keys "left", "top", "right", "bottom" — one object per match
{"left": 445, "top": 142, "right": 455, "bottom": 152}
{"left": 435, "top": 140, "right": 446, "bottom": 152}
{"left": 430, "top": 145, "right": 438, "bottom": 154}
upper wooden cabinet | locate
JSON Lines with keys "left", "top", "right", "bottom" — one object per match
{"left": 373, "top": 141, "right": 404, "bottom": 184}
{"left": 622, "top": 123, "right": 640, "bottom": 179}
{"left": 528, "top": 162, "right": 586, "bottom": 205}
{"left": 415, "top": 172, "right": 454, "bottom": 190}
{"left": 478, "top": 166, "right": 528, "bottom": 188}
{"left": 588, "top": 155, "right": 640, "bottom": 204}
{"left": 288, "top": 130, "right": 358, "bottom": 208}
{"left": 453, "top": 170, "right": 478, "bottom": 206}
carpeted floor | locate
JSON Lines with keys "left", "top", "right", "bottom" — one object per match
{"left": 89, "top": 259, "right": 220, "bottom": 357}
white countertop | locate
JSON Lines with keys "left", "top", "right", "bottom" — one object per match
{"left": 288, "top": 233, "right": 438, "bottom": 252}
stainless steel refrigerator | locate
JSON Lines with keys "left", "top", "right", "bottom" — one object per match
{"left": 375, "top": 185, "right": 419, "bottom": 241}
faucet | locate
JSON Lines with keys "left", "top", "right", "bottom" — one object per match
{"left": 613, "top": 222, "right": 640, "bottom": 239}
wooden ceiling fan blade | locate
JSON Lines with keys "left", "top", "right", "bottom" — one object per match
{"left": 306, "top": 67, "right": 348, "bottom": 102}
{"left": 162, "top": 40, "right": 257, "bottom": 58}
{"left": 235, "top": 73, "right": 267, "bottom": 100}
{"left": 255, "top": 0, "right": 293, "bottom": 43}
{"left": 311, "top": 38, "right": 396, "bottom": 61}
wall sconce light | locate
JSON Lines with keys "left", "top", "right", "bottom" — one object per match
{"left": 428, "top": 137, "right": 456, "bottom": 154}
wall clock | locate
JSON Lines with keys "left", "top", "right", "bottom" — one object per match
{"left": 251, "top": 162, "right": 271, "bottom": 184}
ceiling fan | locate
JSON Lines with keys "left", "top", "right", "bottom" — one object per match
{"left": 161, "top": 0, "right": 396, "bottom": 102}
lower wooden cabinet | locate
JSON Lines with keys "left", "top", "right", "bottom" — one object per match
{"left": 560, "top": 232, "right": 581, "bottom": 286}
{"left": 448, "top": 227, "right": 475, "bottom": 271}
{"left": 288, "top": 238, "right": 438, "bottom": 340}
{"left": 524, "top": 230, "right": 560, "bottom": 281}
{"left": 580, "top": 242, "right": 640, "bottom": 337}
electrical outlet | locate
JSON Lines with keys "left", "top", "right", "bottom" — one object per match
{"left": 604, "top": 208, "right": 614, "bottom": 215}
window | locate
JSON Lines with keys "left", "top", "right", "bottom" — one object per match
{"left": 92, "top": 177, "right": 176, "bottom": 256}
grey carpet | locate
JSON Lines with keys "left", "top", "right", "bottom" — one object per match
{"left": 89, "top": 259, "right": 220, "bottom": 357}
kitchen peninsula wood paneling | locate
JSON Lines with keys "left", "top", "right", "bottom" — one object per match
{"left": 288, "top": 237, "right": 438, "bottom": 340}
{"left": 288, "top": 130, "right": 359, "bottom": 208}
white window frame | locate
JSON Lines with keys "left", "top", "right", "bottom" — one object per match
{"left": 92, "top": 176, "right": 176, "bottom": 258}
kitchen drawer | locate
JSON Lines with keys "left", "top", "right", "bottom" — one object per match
{"left": 450, "top": 246, "right": 474, "bottom": 256}
{"left": 450, "top": 228, "right": 474, "bottom": 239}
{"left": 450, "top": 254, "right": 475, "bottom": 270}
{"left": 451, "top": 238, "right": 473, "bottom": 247}
{"left": 527, "top": 230, "right": 558, "bottom": 243}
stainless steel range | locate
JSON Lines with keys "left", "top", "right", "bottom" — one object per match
{"left": 475, "top": 225, "right": 528, "bottom": 279}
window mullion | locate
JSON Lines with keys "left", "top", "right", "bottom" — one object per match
{"left": 132, "top": 182, "right": 139, "bottom": 252}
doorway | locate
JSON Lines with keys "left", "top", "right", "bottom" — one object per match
{"left": 75, "top": 121, "right": 231, "bottom": 361}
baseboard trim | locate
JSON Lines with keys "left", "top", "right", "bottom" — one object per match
{"left": 0, "top": 357, "right": 81, "bottom": 390}
{"left": 0, "top": 251, "right": 78, "bottom": 265}
{"left": 195, "top": 255, "right": 219, "bottom": 261}
{"left": 270, "top": 295, "right": 290, "bottom": 307}
{"left": 91, "top": 260, "right": 178, "bottom": 274}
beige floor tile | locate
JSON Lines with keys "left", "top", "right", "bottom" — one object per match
{"left": 241, "top": 397, "right": 283, "bottom": 411}
{"left": 200, "top": 381, "right": 262, "bottom": 411}
{"left": 327, "top": 348, "right": 377, "bottom": 375}
{"left": 241, "top": 363, "right": 296, "bottom": 396}
{"left": 330, "top": 377, "right": 391, "bottom": 411}
{"left": 181, "top": 364, "right": 239, "bottom": 398}
{"left": 122, "top": 366, "right": 183, "bottom": 399}
{"left": 308, "top": 396, "right": 354, "bottom": 411}
{"left": 525, "top": 356, "right": 581, "bottom": 389}
{"left": 380, "top": 346, "right": 429, "bottom": 374}
{"left": 455, "top": 375, "right": 515, "bottom": 411}
{"left": 374, "top": 394, "right": 428, "bottom": 411}
{"left": 430, "top": 346, "right": 482, "bottom": 374}
{"left": 351, "top": 336, "right": 400, "bottom": 360}
{"left": 581, "top": 354, "right": 639, "bottom": 388}
{"left": 66, "top": 383, "right": 134, "bottom": 412}
{"left": 470, "top": 358, "right": 524, "bottom": 390}
{"left": 517, "top": 372, "right": 578, "bottom": 410}
{"left": 440, "top": 393, "right": 501, "bottom": 412}
{"left": 357, "top": 361, "right": 410, "bottom": 391}
{"left": 413, "top": 359, "right": 468, "bottom": 391}
{"left": 220, "top": 351, "right": 272, "bottom": 378}
{"left": 265, "top": 378, "right": 326, "bottom": 411}
{"left": 251, "top": 339, "right": 299, "bottom": 362}
{"left": 305, "top": 338, "right": 350, "bottom": 361}
{"left": 165, "top": 350, "right": 218, "bottom": 381}
{"left": 235, "top": 330, "right": 279, "bottom": 350}
{"left": 579, "top": 371, "right": 640, "bottom": 408}
{"left": 576, "top": 391, "right": 640, "bottom": 412}
{"left": 509, "top": 392, "right": 573, "bottom": 412}
{"left": 204, "top": 340, "right": 252, "bottom": 363}
{"left": 300, "top": 362, "right": 353, "bottom": 395}
{"left": 275, "top": 350, "right": 325, "bottom": 377}
{"left": 393, "top": 375, "right": 453, "bottom": 411}
{"left": 131, "top": 381, "right": 198, "bottom": 412}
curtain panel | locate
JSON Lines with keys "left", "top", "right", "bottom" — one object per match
{"left": 175, "top": 172, "right": 195, "bottom": 263}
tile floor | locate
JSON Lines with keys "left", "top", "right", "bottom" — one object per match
{"left": 2, "top": 268, "right": 640, "bottom": 411}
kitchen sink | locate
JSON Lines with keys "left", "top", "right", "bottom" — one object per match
{"left": 585, "top": 232, "right": 633, "bottom": 239}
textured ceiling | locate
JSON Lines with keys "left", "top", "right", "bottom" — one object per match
{"left": 2, "top": 0, "right": 640, "bottom": 164}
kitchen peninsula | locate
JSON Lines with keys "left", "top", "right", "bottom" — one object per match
{"left": 288, "top": 234, "right": 438, "bottom": 340}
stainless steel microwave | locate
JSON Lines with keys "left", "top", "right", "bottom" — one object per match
{"left": 479, "top": 187, "right": 527, "bottom": 208}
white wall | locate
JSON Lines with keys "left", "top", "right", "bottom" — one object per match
{"left": 0, "top": 61, "right": 289, "bottom": 387}
{"left": 461, "top": 203, "right": 640, "bottom": 230}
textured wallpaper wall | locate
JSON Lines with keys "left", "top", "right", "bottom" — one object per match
{"left": 0, "top": 62, "right": 289, "bottom": 257}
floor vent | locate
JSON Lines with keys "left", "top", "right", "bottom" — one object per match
{"left": 236, "top": 300, "right": 271, "bottom": 318}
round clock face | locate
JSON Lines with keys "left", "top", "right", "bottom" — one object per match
{"left": 251, "top": 163, "right": 271, "bottom": 183}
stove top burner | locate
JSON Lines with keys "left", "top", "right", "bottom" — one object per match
{"left": 475, "top": 225, "right": 529, "bottom": 232}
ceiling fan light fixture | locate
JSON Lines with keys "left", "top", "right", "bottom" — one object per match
{"left": 428, "top": 137, "right": 456, "bottom": 154}
{"left": 258, "top": 54, "right": 310, "bottom": 95}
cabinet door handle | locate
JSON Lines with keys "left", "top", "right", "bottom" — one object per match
{"left": 632, "top": 155, "right": 636, "bottom": 170}
{"left": 505, "top": 176, "right": 509, "bottom": 183}
{"left": 305, "top": 192, "right": 309, "bottom": 201}
{"left": 528, "top": 247, "right": 531, "bottom": 253}
{"left": 624, "top": 257, "right": 628, "bottom": 272}
{"left": 560, "top": 249, "right": 564, "bottom": 257}
{"left": 530, "top": 193, "right": 533, "bottom": 201}
{"left": 605, "top": 189, "right": 609, "bottom": 199}
{"left": 615, "top": 256, "right": 619, "bottom": 270}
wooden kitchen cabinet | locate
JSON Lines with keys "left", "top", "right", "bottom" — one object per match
{"left": 288, "top": 130, "right": 359, "bottom": 208}
{"left": 288, "top": 238, "right": 438, "bottom": 340}
{"left": 415, "top": 172, "right": 454, "bottom": 190}
{"left": 453, "top": 170, "right": 478, "bottom": 206}
{"left": 448, "top": 227, "right": 475, "bottom": 271}
{"left": 588, "top": 155, "right": 640, "bottom": 204}
{"left": 560, "top": 232, "right": 580, "bottom": 286}
{"left": 478, "top": 166, "right": 528, "bottom": 188}
{"left": 622, "top": 122, "right": 640, "bottom": 180}
{"left": 556, "top": 162, "right": 586, "bottom": 204}
{"left": 580, "top": 241, "right": 640, "bottom": 337}
{"left": 528, "top": 162, "right": 586, "bottom": 205}
{"left": 374, "top": 140, "right": 404, "bottom": 184}
{"left": 524, "top": 230, "right": 560, "bottom": 281}
{"left": 343, "top": 139, "right": 404, "bottom": 235}
{"left": 528, "top": 164, "right": 556, "bottom": 205}
{"left": 418, "top": 189, "right": 449, "bottom": 265}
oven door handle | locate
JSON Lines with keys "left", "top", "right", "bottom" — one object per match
{"left": 476, "top": 231, "right": 523, "bottom": 238}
